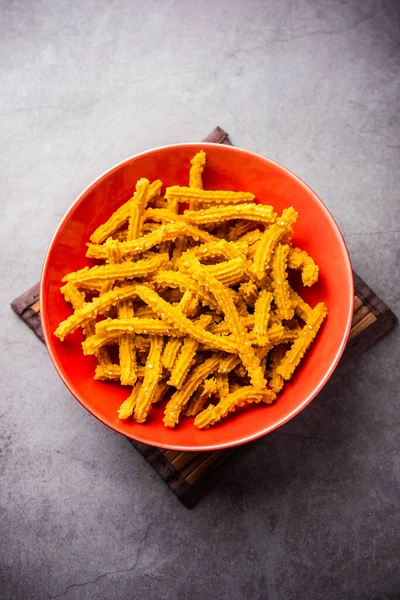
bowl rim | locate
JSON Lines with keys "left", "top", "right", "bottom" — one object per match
{"left": 41, "top": 142, "right": 354, "bottom": 451}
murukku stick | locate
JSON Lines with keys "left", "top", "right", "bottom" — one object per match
{"left": 194, "top": 386, "right": 276, "bottom": 429}
{"left": 90, "top": 179, "right": 162, "bottom": 244}
{"left": 276, "top": 303, "right": 328, "bottom": 380}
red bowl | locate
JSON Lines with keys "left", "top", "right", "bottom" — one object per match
{"left": 41, "top": 143, "right": 353, "bottom": 451}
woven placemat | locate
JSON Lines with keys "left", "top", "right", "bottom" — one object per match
{"left": 11, "top": 127, "right": 398, "bottom": 508}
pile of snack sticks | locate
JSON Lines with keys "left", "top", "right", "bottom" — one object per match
{"left": 55, "top": 151, "right": 327, "bottom": 429}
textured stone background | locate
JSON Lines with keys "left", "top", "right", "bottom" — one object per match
{"left": 1, "top": 1, "right": 399, "bottom": 598}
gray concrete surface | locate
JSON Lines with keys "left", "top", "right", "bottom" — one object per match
{"left": 1, "top": 0, "right": 399, "bottom": 598}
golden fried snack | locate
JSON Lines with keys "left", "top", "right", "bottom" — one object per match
{"left": 127, "top": 178, "right": 150, "bottom": 240}
{"left": 61, "top": 282, "right": 112, "bottom": 367}
{"left": 133, "top": 285, "right": 236, "bottom": 353}
{"left": 95, "top": 317, "right": 182, "bottom": 338}
{"left": 182, "top": 239, "right": 248, "bottom": 262}
{"left": 237, "top": 228, "right": 263, "bottom": 245}
{"left": 161, "top": 289, "right": 200, "bottom": 371}
{"left": 189, "top": 150, "right": 206, "bottom": 210}
{"left": 117, "top": 297, "right": 137, "bottom": 386}
{"left": 238, "top": 281, "right": 259, "bottom": 308}
{"left": 217, "top": 353, "right": 241, "bottom": 375}
{"left": 56, "top": 151, "right": 328, "bottom": 430}
{"left": 63, "top": 253, "right": 168, "bottom": 284}
{"left": 86, "top": 222, "right": 187, "bottom": 260}
{"left": 270, "top": 244, "right": 294, "bottom": 321}
{"left": 290, "top": 289, "right": 312, "bottom": 321}
{"left": 152, "top": 271, "right": 219, "bottom": 311}
{"left": 118, "top": 381, "right": 142, "bottom": 420}
{"left": 56, "top": 283, "right": 136, "bottom": 340}
{"left": 168, "top": 315, "right": 213, "bottom": 389}
{"left": 252, "top": 207, "right": 298, "bottom": 279}
{"left": 133, "top": 305, "right": 158, "bottom": 319}
{"left": 189, "top": 150, "right": 206, "bottom": 189}
{"left": 145, "top": 207, "right": 187, "bottom": 224}
{"left": 90, "top": 179, "right": 162, "bottom": 244}
{"left": 276, "top": 302, "right": 328, "bottom": 380}
{"left": 215, "top": 373, "right": 229, "bottom": 398}
{"left": 209, "top": 314, "right": 254, "bottom": 335}
{"left": 254, "top": 290, "right": 273, "bottom": 346}
{"left": 267, "top": 346, "right": 286, "bottom": 393}
{"left": 165, "top": 186, "right": 255, "bottom": 206}
{"left": 184, "top": 377, "right": 217, "bottom": 417}
{"left": 170, "top": 237, "right": 186, "bottom": 268}
{"left": 118, "top": 376, "right": 168, "bottom": 419}
{"left": 288, "top": 247, "right": 319, "bottom": 287}
{"left": 134, "top": 335, "right": 164, "bottom": 423}
{"left": 184, "top": 203, "right": 276, "bottom": 225}
{"left": 194, "top": 386, "right": 276, "bottom": 429}
{"left": 228, "top": 221, "right": 258, "bottom": 241}
{"left": 186, "top": 262, "right": 266, "bottom": 388}
{"left": 162, "top": 337, "right": 183, "bottom": 370}
{"left": 204, "top": 257, "right": 246, "bottom": 287}
{"left": 95, "top": 364, "right": 121, "bottom": 380}
{"left": 163, "top": 357, "right": 220, "bottom": 428}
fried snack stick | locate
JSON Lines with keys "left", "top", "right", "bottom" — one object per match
{"left": 267, "top": 346, "right": 287, "bottom": 393}
{"left": 145, "top": 207, "right": 187, "bottom": 224}
{"left": 168, "top": 315, "right": 213, "bottom": 389}
{"left": 215, "top": 373, "right": 229, "bottom": 398}
{"left": 170, "top": 237, "right": 186, "bottom": 268}
{"left": 90, "top": 179, "right": 162, "bottom": 244}
{"left": 63, "top": 252, "right": 169, "bottom": 284}
{"left": 186, "top": 262, "right": 266, "bottom": 388}
{"left": 163, "top": 357, "right": 220, "bottom": 428}
{"left": 117, "top": 297, "right": 137, "bottom": 386}
{"left": 276, "top": 302, "right": 328, "bottom": 381}
{"left": 133, "top": 285, "right": 236, "bottom": 353}
{"left": 87, "top": 221, "right": 218, "bottom": 260}
{"left": 95, "top": 317, "right": 182, "bottom": 338}
{"left": 95, "top": 364, "right": 147, "bottom": 381}
{"left": 87, "top": 222, "right": 186, "bottom": 260}
{"left": 117, "top": 380, "right": 142, "bottom": 420}
{"left": 288, "top": 247, "right": 319, "bottom": 287}
{"left": 82, "top": 317, "right": 180, "bottom": 355}
{"left": 290, "top": 289, "right": 312, "bottom": 321}
{"left": 228, "top": 221, "right": 258, "bottom": 241}
{"left": 237, "top": 228, "right": 263, "bottom": 245}
{"left": 180, "top": 239, "right": 248, "bottom": 262}
{"left": 247, "top": 323, "right": 288, "bottom": 347}
{"left": 61, "top": 282, "right": 112, "bottom": 366}
{"left": 109, "top": 222, "right": 160, "bottom": 241}
{"left": 252, "top": 207, "right": 298, "bottom": 279}
{"left": 127, "top": 178, "right": 150, "bottom": 240}
{"left": 230, "top": 289, "right": 251, "bottom": 318}
{"left": 55, "top": 284, "right": 138, "bottom": 341}
{"left": 189, "top": 150, "right": 206, "bottom": 189}
{"left": 152, "top": 271, "right": 219, "bottom": 311}
{"left": 74, "top": 280, "right": 105, "bottom": 293}
{"left": 271, "top": 244, "right": 294, "bottom": 321}
{"left": 133, "top": 305, "right": 158, "bottom": 318}
{"left": 184, "top": 203, "right": 276, "bottom": 226}
{"left": 161, "top": 290, "right": 198, "bottom": 371}
{"left": 209, "top": 314, "right": 255, "bottom": 335}
{"left": 189, "top": 150, "right": 206, "bottom": 210}
{"left": 254, "top": 290, "right": 273, "bottom": 346}
{"left": 165, "top": 186, "right": 255, "bottom": 206}
{"left": 238, "top": 281, "right": 259, "bottom": 307}
{"left": 194, "top": 387, "right": 276, "bottom": 429}
{"left": 204, "top": 257, "right": 246, "bottom": 287}
{"left": 134, "top": 335, "right": 164, "bottom": 423}
{"left": 184, "top": 377, "right": 217, "bottom": 417}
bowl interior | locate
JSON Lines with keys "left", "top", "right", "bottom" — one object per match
{"left": 41, "top": 143, "right": 353, "bottom": 451}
